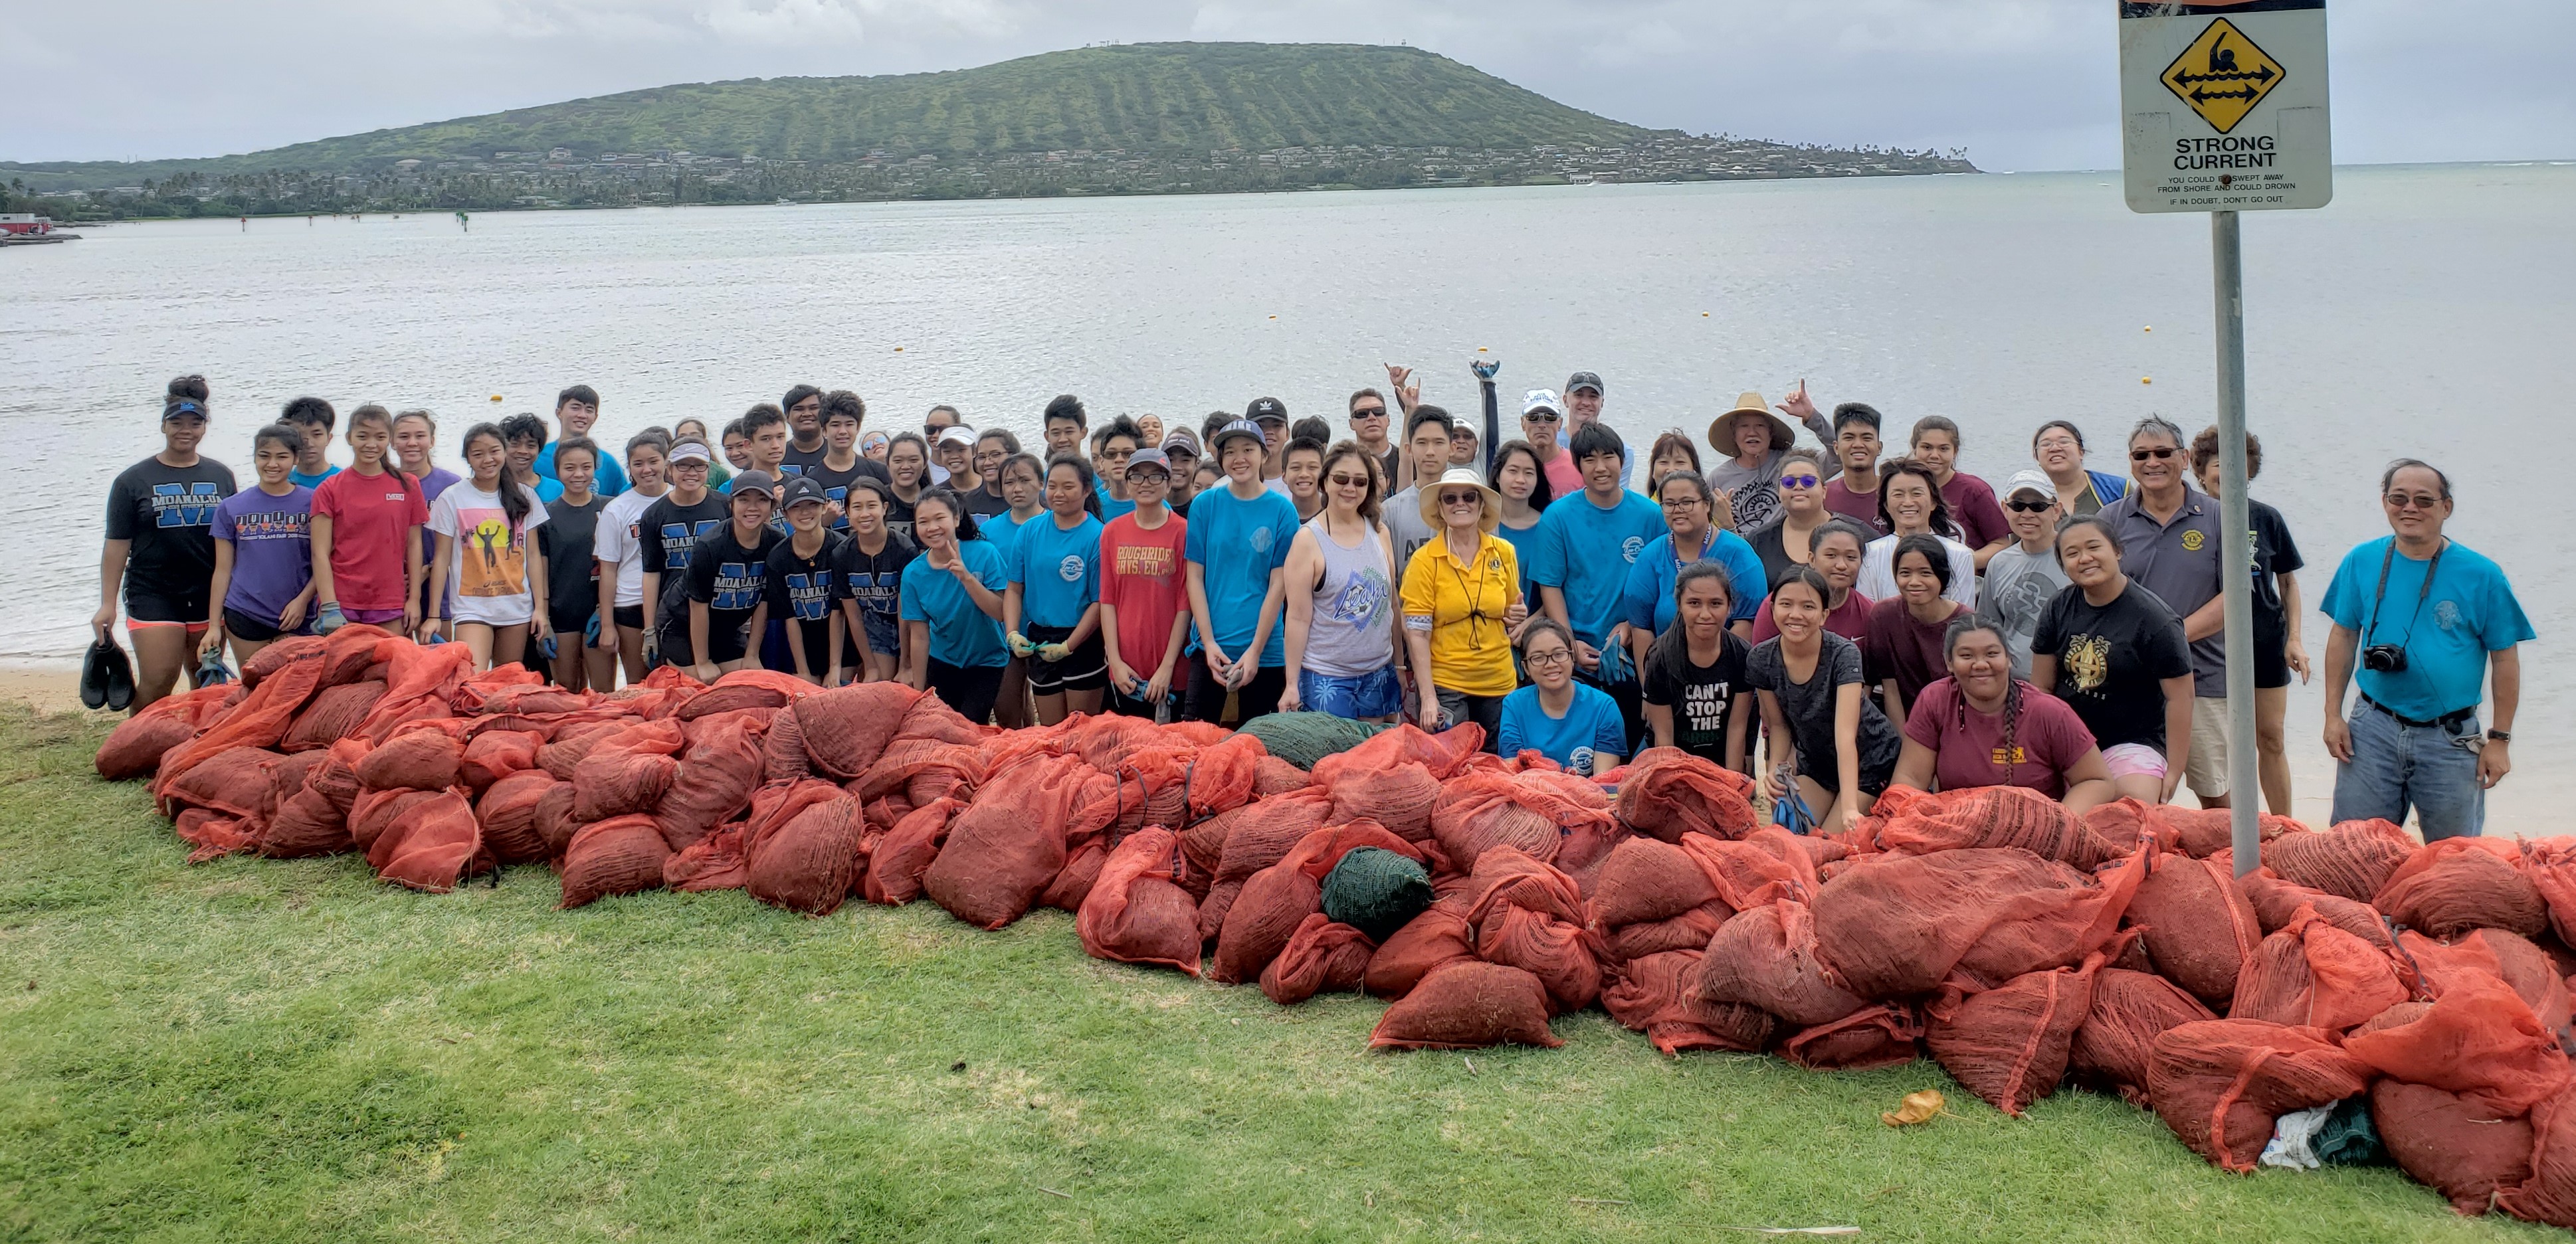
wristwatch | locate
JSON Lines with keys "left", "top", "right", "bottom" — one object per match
{"left": 2488, "top": 729, "right": 2513, "bottom": 743}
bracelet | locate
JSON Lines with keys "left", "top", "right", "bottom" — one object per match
{"left": 2488, "top": 729, "right": 2512, "bottom": 743}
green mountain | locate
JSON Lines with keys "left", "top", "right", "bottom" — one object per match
{"left": 7, "top": 43, "right": 1666, "bottom": 187}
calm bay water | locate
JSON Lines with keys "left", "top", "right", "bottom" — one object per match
{"left": 5, "top": 163, "right": 2568, "bottom": 822}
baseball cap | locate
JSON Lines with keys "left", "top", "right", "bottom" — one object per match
{"left": 1246, "top": 397, "right": 1288, "bottom": 424}
{"left": 1564, "top": 371, "right": 1605, "bottom": 397}
{"left": 1522, "top": 389, "right": 1565, "bottom": 416}
{"left": 777, "top": 474, "right": 829, "bottom": 508}
{"left": 2004, "top": 469, "right": 2058, "bottom": 501}
{"left": 1211, "top": 419, "right": 1267, "bottom": 452}
{"left": 669, "top": 439, "right": 714, "bottom": 464}
{"left": 730, "top": 469, "right": 779, "bottom": 498}
{"left": 936, "top": 425, "right": 977, "bottom": 450}
{"left": 1160, "top": 430, "right": 1201, "bottom": 458}
{"left": 1125, "top": 448, "right": 1172, "bottom": 476}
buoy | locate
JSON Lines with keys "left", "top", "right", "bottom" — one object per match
{"left": 1268, "top": 315, "right": 1277, "bottom": 320}
{"left": 1702, "top": 312, "right": 1711, "bottom": 317}
{"left": 2141, "top": 377, "right": 2153, "bottom": 385}
{"left": 2143, "top": 326, "right": 2153, "bottom": 332}
{"left": 490, "top": 395, "right": 504, "bottom": 402}
{"left": 894, "top": 347, "right": 904, "bottom": 353}
{"left": 1478, "top": 347, "right": 1488, "bottom": 353}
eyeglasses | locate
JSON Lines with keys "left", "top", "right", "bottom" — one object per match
{"left": 1525, "top": 649, "right": 1574, "bottom": 667}
{"left": 2006, "top": 499, "right": 2056, "bottom": 513}
{"left": 1777, "top": 474, "right": 1821, "bottom": 489}
{"left": 2130, "top": 446, "right": 2179, "bottom": 461}
{"left": 1328, "top": 473, "right": 1371, "bottom": 488}
{"left": 2035, "top": 436, "right": 2080, "bottom": 452}
{"left": 1351, "top": 406, "right": 1387, "bottom": 420}
{"left": 1660, "top": 494, "right": 1705, "bottom": 509}
{"left": 1524, "top": 411, "right": 1561, "bottom": 424}
{"left": 2384, "top": 491, "right": 2444, "bottom": 511}
{"left": 1438, "top": 491, "right": 1483, "bottom": 506}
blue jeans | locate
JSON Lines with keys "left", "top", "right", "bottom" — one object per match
{"left": 1298, "top": 666, "right": 1404, "bottom": 720}
{"left": 2331, "top": 702, "right": 2486, "bottom": 841}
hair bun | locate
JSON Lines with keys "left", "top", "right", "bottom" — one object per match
{"left": 165, "top": 374, "right": 210, "bottom": 403}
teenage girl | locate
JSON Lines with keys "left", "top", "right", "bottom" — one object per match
{"left": 426, "top": 422, "right": 551, "bottom": 671}
{"left": 97, "top": 376, "right": 238, "bottom": 709}
{"left": 203, "top": 423, "right": 317, "bottom": 665}
{"left": 310, "top": 404, "right": 427, "bottom": 636}
{"left": 540, "top": 438, "right": 613, "bottom": 690}
{"left": 593, "top": 432, "right": 670, "bottom": 686}
{"left": 899, "top": 489, "right": 1011, "bottom": 721}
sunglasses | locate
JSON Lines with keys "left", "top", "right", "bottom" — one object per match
{"left": 2130, "top": 446, "right": 2179, "bottom": 461}
{"left": 1524, "top": 411, "right": 1561, "bottom": 424}
{"left": 1328, "top": 473, "right": 1371, "bottom": 488}
{"left": 2008, "top": 499, "right": 2057, "bottom": 513}
{"left": 2384, "top": 491, "right": 2444, "bottom": 511}
{"left": 1351, "top": 406, "right": 1387, "bottom": 420}
{"left": 1777, "top": 474, "right": 1821, "bottom": 489}
{"left": 1438, "top": 491, "right": 1484, "bottom": 506}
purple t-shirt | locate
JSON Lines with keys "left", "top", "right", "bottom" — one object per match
{"left": 415, "top": 466, "right": 463, "bottom": 620}
{"left": 212, "top": 485, "right": 316, "bottom": 626}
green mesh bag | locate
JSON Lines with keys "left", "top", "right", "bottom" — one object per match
{"left": 1320, "top": 847, "right": 1435, "bottom": 944}
{"left": 1235, "top": 712, "right": 1385, "bottom": 771}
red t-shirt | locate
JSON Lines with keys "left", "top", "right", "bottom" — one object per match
{"left": 1099, "top": 511, "right": 1191, "bottom": 676}
{"left": 1864, "top": 596, "right": 1971, "bottom": 711}
{"left": 312, "top": 468, "right": 429, "bottom": 612}
{"left": 1940, "top": 472, "right": 2010, "bottom": 550}
{"left": 1902, "top": 677, "right": 2098, "bottom": 798}
{"left": 1821, "top": 478, "right": 1888, "bottom": 533}
{"left": 1749, "top": 590, "right": 1873, "bottom": 644}
{"left": 1537, "top": 448, "right": 1585, "bottom": 500}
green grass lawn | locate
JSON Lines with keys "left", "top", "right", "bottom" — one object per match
{"left": 0, "top": 703, "right": 2557, "bottom": 1243}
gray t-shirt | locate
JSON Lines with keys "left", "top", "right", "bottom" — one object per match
{"left": 1745, "top": 630, "right": 1902, "bottom": 790}
{"left": 2100, "top": 491, "right": 2227, "bottom": 697}
{"left": 1978, "top": 542, "right": 2073, "bottom": 680}
{"left": 1383, "top": 486, "right": 1435, "bottom": 573}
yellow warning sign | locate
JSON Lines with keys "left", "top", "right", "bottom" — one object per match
{"left": 2161, "top": 19, "right": 2284, "bottom": 134}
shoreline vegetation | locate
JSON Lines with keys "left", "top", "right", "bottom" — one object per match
{"left": 1, "top": 42, "right": 1975, "bottom": 223}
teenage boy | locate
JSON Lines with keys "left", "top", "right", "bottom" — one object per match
{"left": 1247, "top": 397, "right": 1290, "bottom": 482}
{"left": 806, "top": 391, "right": 890, "bottom": 529}
{"left": 1381, "top": 407, "right": 1456, "bottom": 570}
{"left": 765, "top": 475, "right": 846, "bottom": 684}
{"left": 638, "top": 440, "right": 731, "bottom": 667}
{"left": 537, "top": 385, "right": 629, "bottom": 496}
{"left": 1976, "top": 470, "right": 2072, "bottom": 679}
{"left": 281, "top": 397, "right": 340, "bottom": 488}
{"left": 1529, "top": 424, "right": 1664, "bottom": 749}
{"left": 1821, "top": 402, "right": 1889, "bottom": 531}
{"left": 1092, "top": 417, "right": 1143, "bottom": 521}
{"left": 779, "top": 384, "right": 827, "bottom": 474}
{"left": 1042, "top": 395, "right": 1088, "bottom": 462}
{"left": 738, "top": 404, "right": 791, "bottom": 482}
{"left": 1100, "top": 448, "right": 1191, "bottom": 719}
{"left": 1161, "top": 431, "right": 1203, "bottom": 517}
{"left": 1909, "top": 415, "right": 2010, "bottom": 567}
{"left": 1182, "top": 420, "right": 1301, "bottom": 724}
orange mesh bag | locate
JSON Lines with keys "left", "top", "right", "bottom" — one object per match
{"left": 2500, "top": 1089, "right": 2576, "bottom": 1228}
{"left": 922, "top": 752, "right": 1116, "bottom": 930}
{"left": 238, "top": 634, "right": 327, "bottom": 685}
{"left": 172, "top": 808, "right": 259, "bottom": 863}
{"left": 260, "top": 782, "right": 354, "bottom": 859}
{"left": 745, "top": 792, "right": 866, "bottom": 917}
{"left": 1696, "top": 899, "right": 1868, "bottom": 1026}
{"left": 761, "top": 707, "right": 812, "bottom": 784}
{"left": 1607, "top": 905, "right": 1730, "bottom": 962}
{"left": 2147, "top": 1020, "right": 2373, "bottom": 1172}
{"left": 790, "top": 681, "right": 922, "bottom": 778}
{"left": 1212, "top": 867, "right": 1322, "bottom": 984}
{"left": 2069, "top": 968, "right": 2217, "bottom": 1106}
{"left": 2375, "top": 837, "right": 2548, "bottom": 939}
{"left": 95, "top": 684, "right": 233, "bottom": 780}
{"left": 161, "top": 631, "right": 385, "bottom": 792}
{"left": 443, "top": 662, "right": 545, "bottom": 713}
{"left": 353, "top": 720, "right": 467, "bottom": 794}
{"left": 1214, "top": 789, "right": 1335, "bottom": 881}
{"left": 2345, "top": 970, "right": 2571, "bottom": 1116}
{"left": 2236, "top": 866, "right": 2400, "bottom": 951}
{"left": 671, "top": 668, "right": 809, "bottom": 720}
{"left": 1676, "top": 830, "right": 1816, "bottom": 913}
{"left": 2231, "top": 905, "right": 2412, "bottom": 1030}
{"left": 355, "top": 638, "right": 475, "bottom": 740}
{"left": 2261, "top": 818, "right": 2416, "bottom": 902}
{"left": 666, "top": 824, "right": 749, "bottom": 893}
{"left": 571, "top": 718, "right": 686, "bottom": 822}
{"left": 1312, "top": 722, "right": 1484, "bottom": 786}
{"left": 161, "top": 745, "right": 281, "bottom": 823}
{"left": 459, "top": 729, "right": 544, "bottom": 794}
{"left": 1254, "top": 756, "right": 1313, "bottom": 796}
{"left": 1328, "top": 761, "right": 1441, "bottom": 842}
{"left": 2124, "top": 850, "right": 2264, "bottom": 1011}
{"left": 2524, "top": 838, "right": 2576, "bottom": 949}
{"left": 1077, "top": 828, "right": 1203, "bottom": 976}
{"left": 532, "top": 783, "right": 581, "bottom": 857}
{"left": 1367, "top": 960, "right": 1563, "bottom": 1051}
{"left": 1183, "top": 733, "right": 1266, "bottom": 820}
{"left": 456, "top": 681, "right": 584, "bottom": 717}
{"left": 864, "top": 796, "right": 962, "bottom": 906}
{"left": 1601, "top": 950, "right": 1777, "bottom": 1055}
{"left": 1061, "top": 713, "right": 1167, "bottom": 771}
{"left": 1924, "top": 946, "right": 2116, "bottom": 1117}
{"left": 538, "top": 720, "right": 627, "bottom": 781}
{"left": 893, "top": 691, "right": 986, "bottom": 747}
{"left": 476, "top": 770, "right": 561, "bottom": 864}
{"left": 1466, "top": 849, "right": 1604, "bottom": 1015}
{"left": 1812, "top": 845, "right": 2144, "bottom": 1000}
{"left": 1366, "top": 905, "right": 1479, "bottom": 1000}
{"left": 2371, "top": 1080, "right": 2533, "bottom": 1217}
{"left": 367, "top": 788, "right": 486, "bottom": 893}
{"left": 653, "top": 709, "right": 772, "bottom": 850}
{"left": 280, "top": 680, "right": 387, "bottom": 753}
{"left": 559, "top": 814, "right": 672, "bottom": 908}
{"left": 1867, "top": 783, "right": 2114, "bottom": 869}
{"left": 2405, "top": 930, "right": 2575, "bottom": 1043}
{"left": 1780, "top": 1004, "right": 1923, "bottom": 1071}
{"left": 1430, "top": 769, "right": 1617, "bottom": 875}
{"left": 1196, "top": 878, "right": 1244, "bottom": 942}
{"left": 1260, "top": 914, "right": 1375, "bottom": 1004}
{"left": 1589, "top": 836, "right": 1725, "bottom": 931}
{"left": 349, "top": 788, "right": 443, "bottom": 853}
{"left": 1614, "top": 747, "right": 1760, "bottom": 843}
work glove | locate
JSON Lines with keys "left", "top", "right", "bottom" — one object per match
{"left": 1037, "top": 642, "right": 1071, "bottom": 663}
{"left": 314, "top": 601, "right": 347, "bottom": 634}
{"left": 1007, "top": 631, "right": 1037, "bottom": 658}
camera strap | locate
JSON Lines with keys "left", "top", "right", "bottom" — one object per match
{"left": 2365, "top": 537, "right": 2446, "bottom": 647}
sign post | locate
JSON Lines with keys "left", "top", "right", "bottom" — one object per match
{"left": 2120, "top": 1, "right": 2330, "bottom": 876}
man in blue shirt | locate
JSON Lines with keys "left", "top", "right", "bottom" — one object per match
{"left": 1527, "top": 423, "right": 1664, "bottom": 750}
{"left": 1182, "top": 419, "right": 1300, "bottom": 724}
{"left": 2322, "top": 459, "right": 2530, "bottom": 840}
{"left": 535, "top": 385, "right": 629, "bottom": 497}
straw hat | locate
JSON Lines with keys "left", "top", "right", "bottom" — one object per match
{"left": 1418, "top": 467, "right": 1502, "bottom": 534}
{"left": 1707, "top": 391, "right": 1797, "bottom": 456}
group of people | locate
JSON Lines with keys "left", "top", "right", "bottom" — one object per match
{"left": 98, "top": 362, "right": 2531, "bottom": 840}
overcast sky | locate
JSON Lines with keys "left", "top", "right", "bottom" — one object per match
{"left": 8, "top": 0, "right": 2570, "bottom": 170}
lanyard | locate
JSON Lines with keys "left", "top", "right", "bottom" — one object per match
{"left": 2365, "top": 537, "right": 2446, "bottom": 646}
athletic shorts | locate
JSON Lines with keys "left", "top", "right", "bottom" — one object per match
{"left": 1799, "top": 749, "right": 1894, "bottom": 800}
{"left": 549, "top": 608, "right": 597, "bottom": 640}
{"left": 2185, "top": 697, "right": 2232, "bottom": 799}
{"left": 1298, "top": 666, "right": 1403, "bottom": 720}
{"left": 344, "top": 606, "right": 405, "bottom": 626}
{"left": 2101, "top": 743, "right": 2170, "bottom": 780}
{"left": 927, "top": 658, "right": 1005, "bottom": 723}
{"left": 700, "top": 610, "right": 755, "bottom": 666}
{"left": 223, "top": 606, "right": 298, "bottom": 644}
{"left": 126, "top": 586, "right": 209, "bottom": 630}
{"left": 1023, "top": 624, "right": 1107, "bottom": 695}
{"left": 613, "top": 604, "right": 644, "bottom": 632}
{"left": 2252, "top": 623, "right": 2292, "bottom": 691}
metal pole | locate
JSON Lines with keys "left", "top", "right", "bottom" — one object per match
{"left": 2213, "top": 209, "right": 2261, "bottom": 876}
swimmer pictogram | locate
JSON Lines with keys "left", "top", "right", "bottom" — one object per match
{"left": 2160, "top": 19, "right": 2285, "bottom": 133}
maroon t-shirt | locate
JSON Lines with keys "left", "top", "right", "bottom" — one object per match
{"left": 1821, "top": 478, "right": 1889, "bottom": 533}
{"left": 1940, "top": 472, "right": 2010, "bottom": 551}
{"left": 1903, "top": 677, "right": 2098, "bottom": 798}
{"left": 1864, "top": 596, "right": 1971, "bottom": 712}
{"left": 1750, "top": 590, "right": 1872, "bottom": 644}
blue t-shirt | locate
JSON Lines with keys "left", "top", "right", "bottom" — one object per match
{"left": 1008, "top": 512, "right": 1103, "bottom": 630}
{"left": 522, "top": 474, "right": 565, "bottom": 505}
{"left": 288, "top": 466, "right": 339, "bottom": 490}
{"left": 1182, "top": 484, "right": 1302, "bottom": 667}
{"left": 1496, "top": 519, "right": 1545, "bottom": 607}
{"left": 1526, "top": 489, "right": 1666, "bottom": 651}
{"left": 1497, "top": 683, "right": 1629, "bottom": 776}
{"left": 536, "top": 441, "right": 629, "bottom": 498}
{"left": 1095, "top": 480, "right": 1138, "bottom": 522}
{"left": 1622, "top": 529, "right": 1768, "bottom": 636}
{"left": 900, "top": 540, "right": 1010, "bottom": 669}
{"left": 2322, "top": 536, "right": 2533, "bottom": 721}
{"left": 983, "top": 510, "right": 1038, "bottom": 564}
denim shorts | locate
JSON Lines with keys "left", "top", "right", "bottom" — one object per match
{"left": 1298, "top": 666, "right": 1403, "bottom": 720}
{"left": 860, "top": 607, "right": 901, "bottom": 657}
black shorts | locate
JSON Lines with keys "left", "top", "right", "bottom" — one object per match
{"left": 2253, "top": 620, "right": 2292, "bottom": 691}
{"left": 613, "top": 604, "right": 644, "bottom": 632}
{"left": 1183, "top": 661, "right": 1286, "bottom": 725}
{"left": 223, "top": 606, "right": 295, "bottom": 643}
{"left": 701, "top": 608, "right": 755, "bottom": 666}
{"left": 550, "top": 608, "right": 598, "bottom": 640}
{"left": 1800, "top": 750, "right": 1895, "bottom": 800}
{"left": 1023, "top": 624, "right": 1107, "bottom": 695}
{"left": 928, "top": 658, "right": 1005, "bottom": 723}
{"left": 128, "top": 585, "right": 210, "bottom": 626}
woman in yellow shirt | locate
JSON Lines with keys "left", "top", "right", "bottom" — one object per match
{"left": 1401, "top": 468, "right": 1530, "bottom": 745}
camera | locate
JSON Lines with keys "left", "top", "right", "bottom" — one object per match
{"left": 2363, "top": 644, "right": 2410, "bottom": 673}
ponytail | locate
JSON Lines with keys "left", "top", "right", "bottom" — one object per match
{"left": 460, "top": 422, "right": 532, "bottom": 537}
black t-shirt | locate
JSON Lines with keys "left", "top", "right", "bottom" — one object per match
{"left": 1745, "top": 630, "right": 1901, "bottom": 785}
{"left": 1642, "top": 626, "right": 1751, "bottom": 766}
{"left": 962, "top": 482, "right": 1013, "bottom": 518}
{"left": 765, "top": 531, "right": 846, "bottom": 670}
{"left": 637, "top": 493, "right": 731, "bottom": 576}
{"left": 780, "top": 442, "right": 831, "bottom": 476}
{"left": 882, "top": 491, "right": 921, "bottom": 546}
{"left": 835, "top": 530, "right": 918, "bottom": 623}
{"left": 1744, "top": 522, "right": 1800, "bottom": 598}
{"left": 684, "top": 525, "right": 783, "bottom": 656}
{"left": 2247, "top": 498, "right": 2306, "bottom": 643}
{"left": 539, "top": 493, "right": 607, "bottom": 626}
{"left": 804, "top": 458, "right": 893, "bottom": 531}
{"left": 2031, "top": 580, "right": 2195, "bottom": 752}
{"left": 105, "top": 455, "right": 239, "bottom": 602}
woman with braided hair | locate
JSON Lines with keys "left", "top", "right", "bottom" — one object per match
{"left": 1889, "top": 617, "right": 2117, "bottom": 810}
